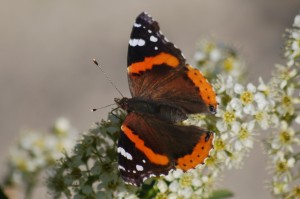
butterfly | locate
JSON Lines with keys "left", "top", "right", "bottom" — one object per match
{"left": 114, "top": 12, "right": 217, "bottom": 186}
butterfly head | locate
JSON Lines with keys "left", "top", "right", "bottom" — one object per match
{"left": 114, "top": 97, "right": 129, "bottom": 111}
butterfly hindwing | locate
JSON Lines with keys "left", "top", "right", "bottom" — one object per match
{"left": 118, "top": 128, "right": 173, "bottom": 186}
{"left": 118, "top": 112, "right": 214, "bottom": 186}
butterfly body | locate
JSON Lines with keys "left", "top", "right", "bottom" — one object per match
{"left": 116, "top": 12, "right": 217, "bottom": 186}
{"left": 115, "top": 97, "right": 188, "bottom": 123}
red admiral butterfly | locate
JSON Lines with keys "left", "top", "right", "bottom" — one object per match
{"left": 115, "top": 12, "right": 217, "bottom": 186}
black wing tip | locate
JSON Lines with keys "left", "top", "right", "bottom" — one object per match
{"left": 136, "top": 12, "right": 157, "bottom": 27}
{"left": 137, "top": 11, "right": 152, "bottom": 20}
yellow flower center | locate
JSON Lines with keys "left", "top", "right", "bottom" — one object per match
{"left": 240, "top": 91, "right": 254, "bottom": 104}
{"left": 205, "top": 154, "right": 217, "bottom": 167}
{"left": 204, "top": 42, "right": 215, "bottom": 53}
{"left": 255, "top": 111, "right": 263, "bottom": 122}
{"left": 179, "top": 173, "right": 192, "bottom": 187}
{"left": 155, "top": 193, "right": 167, "bottom": 199}
{"left": 282, "top": 95, "right": 292, "bottom": 107}
{"left": 17, "top": 159, "right": 29, "bottom": 172}
{"left": 279, "top": 131, "right": 291, "bottom": 143}
{"left": 214, "top": 138, "right": 226, "bottom": 151}
{"left": 276, "top": 161, "right": 288, "bottom": 173}
{"left": 291, "top": 186, "right": 300, "bottom": 197}
{"left": 223, "top": 111, "right": 236, "bottom": 123}
{"left": 239, "top": 128, "right": 249, "bottom": 140}
{"left": 223, "top": 57, "right": 234, "bottom": 72}
{"left": 33, "top": 138, "right": 45, "bottom": 149}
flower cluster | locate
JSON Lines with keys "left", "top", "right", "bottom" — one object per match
{"left": 3, "top": 117, "right": 77, "bottom": 199}
{"left": 47, "top": 112, "right": 138, "bottom": 199}
{"left": 264, "top": 13, "right": 300, "bottom": 199}
{"left": 194, "top": 39, "right": 245, "bottom": 81}
{"left": 285, "top": 14, "right": 300, "bottom": 66}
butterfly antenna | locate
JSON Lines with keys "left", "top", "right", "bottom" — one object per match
{"left": 92, "top": 59, "right": 124, "bottom": 98}
{"left": 91, "top": 103, "right": 116, "bottom": 112}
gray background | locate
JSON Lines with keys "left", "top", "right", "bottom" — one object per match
{"left": 1, "top": 0, "right": 300, "bottom": 198}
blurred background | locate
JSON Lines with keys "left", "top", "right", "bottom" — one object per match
{"left": 1, "top": 0, "right": 300, "bottom": 198}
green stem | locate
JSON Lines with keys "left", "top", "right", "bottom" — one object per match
{"left": 91, "top": 146, "right": 104, "bottom": 163}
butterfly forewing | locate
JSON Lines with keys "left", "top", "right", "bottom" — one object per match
{"left": 126, "top": 12, "right": 217, "bottom": 113}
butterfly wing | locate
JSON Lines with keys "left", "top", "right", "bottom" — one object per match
{"left": 118, "top": 112, "right": 214, "bottom": 186}
{"left": 127, "top": 12, "right": 217, "bottom": 114}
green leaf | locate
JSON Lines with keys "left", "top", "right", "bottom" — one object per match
{"left": 137, "top": 180, "right": 158, "bottom": 199}
{"left": 207, "top": 189, "right": 234, "bottom": 199}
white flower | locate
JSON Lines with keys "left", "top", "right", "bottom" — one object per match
{"left": 276, "top": 86, "right": 297, "bottom": 116}
{"left": 270, "top": 121, "right": 300, "bottom": 152}
{"left": 234, "top": 83, "right": 257, "bottom": 114}
{"left": 257, "top": 77, "right": 269, "bottom": 94}
{"left": 178, "top": 187, "right": 193, "bottom": 198}
{"left": 293, "top": 15, "right": 300, "bottom": 28}
{"left": 55, "top": 117, "right": 71, "bottom": 133}
{"left": 172, "top": 169, "right": 183, "bottom": 179}
{"left": 231, "top": 121, "right": 255, "bottom": 152}
{"left": 194, "top": 51, "right": 205, "bottom": 61}
{"left": 272, "top": 176, "right": 290, "bottom": 195}
{"left": 274, "top": 65, "right": 297, "bottom": 89}
{"left": 216, "top": 100, "right": 244, "bottom": 131}
{"left": 169, "top": 181, "right": 180, "bottom": 192}
{"left": 253, "top": 109, "right": 270, "bottom": 130}
{"left": 210, "top": 49, "right": 222, "bottom": 61}
{"left": 254, "top": 92, "right": 268, "bottom": 110}
{"left": 272, "top": 154, "right": 296, "bottom": 174}
{"left": 214, "top": 75, "right": 234, "bottom": 95}
{"left": 157, "top": 180, "right": 168, "bottom": 193}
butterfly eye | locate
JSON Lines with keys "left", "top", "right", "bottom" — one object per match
{"left": 209, "top": 105, "right": 216, "bottom": 114}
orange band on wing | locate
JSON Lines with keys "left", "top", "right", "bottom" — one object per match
{"left": 176, "top": 132, "right": 214, "bottom": 171}
{"left": 186, "top": 65, "right": 217, "bottom": 108}
{"left": 121, "top": 125, "right": 169, "bottom": 165}
{"left": 128, "top": 52, "right": 179, "bottom": 74}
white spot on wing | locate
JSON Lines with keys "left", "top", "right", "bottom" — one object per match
{"left": 148, "top": 30, "right": 152, "bottom": 33}
{"left": 118, "top": 165, "right": 126, "bottom": 171}
{"left": 134, "top": 23, "right": 141, "bottom": 27}
{"left": 138, "top": 39, "right": 145, "bottom": 46}
{"left": 129, "top": 38, "right": 146, "bottom": 47}
{"left": 142, "top": 159, "right": 146, "bottom": 163}
{"left": 117, "top": 146, "right": 125, "bottom": 154}
{"left": 154, "top": 46, "right": 158, "bottom": 50}
{"left": 129, "top": 39, "right": 138, "bottom": 46}
{"left": 126, "top": 153, "right": 132, "bottom": 160}
{"left": 150, "top": 35, "right": 158, "bottom": 42}
{"left": 136, "top": 165, "right": 144, "bottom": 171}
{"left": 117, "top": 146, "right": 133, "bottom": 160}
{"left": 149, "top": 174, "right": 156, "bottom": 178}
{"left": 133, "top": 170, "right": 136, "bottom": 173}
